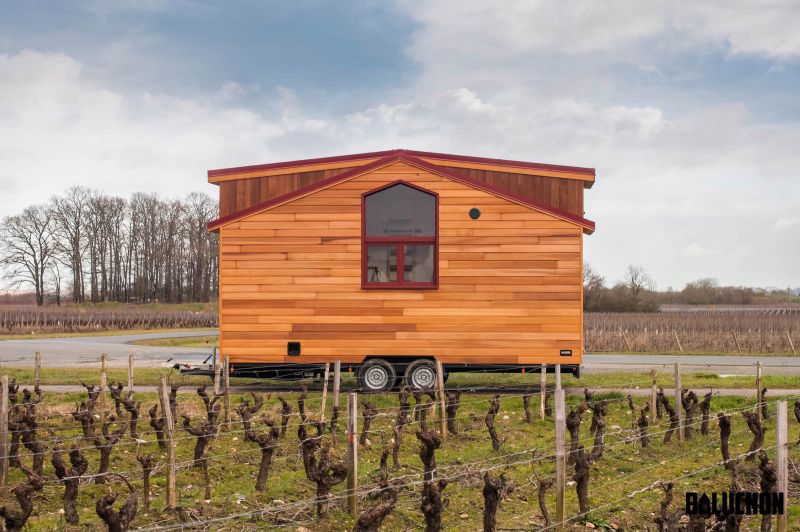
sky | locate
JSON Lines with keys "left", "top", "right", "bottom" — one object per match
{"left": 1, "top": 0, "right": 799, "bottom": 289}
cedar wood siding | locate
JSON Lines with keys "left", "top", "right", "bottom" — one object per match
{"left": 218, "top": 160, "right": 583, "bottom": 366}
{"left": 218, "top": 166, "right": 585, "bottom": 218}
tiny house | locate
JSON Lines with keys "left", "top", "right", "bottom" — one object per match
{"left": 208, "top": 150, "right": 595, "bottom": 391}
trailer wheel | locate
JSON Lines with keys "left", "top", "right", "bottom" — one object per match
{"left": 357, "top": 359, "right": 396, "bottom": 392}
{"left": 405, "top": 359, "right": 438, "bottom": 391}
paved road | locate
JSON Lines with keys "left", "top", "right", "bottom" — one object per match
{"left": 0, "top": 330, "right": 217, "bottom": 367}
{"left": 0, "top": 330, "right": 797, "bottom": 374}
{"left": 583, "top": 353, "right": 800, "bottom": 375}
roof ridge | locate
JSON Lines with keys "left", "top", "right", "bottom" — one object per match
{"left": 207, "top": 148, "right": 595, "bottom": 179}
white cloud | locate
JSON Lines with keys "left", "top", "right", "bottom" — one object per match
{"left": 398, "top": 0, "right": 800, "bottom": 61}
{"left": 774, "top": 217, "right": 798, "bottom": 229}
{"left": 0, "top": 50, "right": 327, "bottom": 214}
{"left": 681, "top": 243, "right": 720, "bottom": 257}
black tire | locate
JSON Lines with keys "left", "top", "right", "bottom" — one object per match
{"left": 404, "top": 359, "right": 438, "bottom": 391}
{"left": 357, "top": 359, "right": 396, "bottom": 392}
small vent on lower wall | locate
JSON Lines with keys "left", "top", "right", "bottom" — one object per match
{"left": 288, "top": 342, "right": 301, "bottom": 356}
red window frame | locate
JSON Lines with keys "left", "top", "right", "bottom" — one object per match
{"left": 361, "top": 180, "right": 439, "bottom": 289}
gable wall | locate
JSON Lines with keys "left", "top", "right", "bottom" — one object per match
{"left": 218, "top": 164, "right": 586, "bottom": 218}
{"left": 219, "top": 161, "right": 583, "bottom": 365}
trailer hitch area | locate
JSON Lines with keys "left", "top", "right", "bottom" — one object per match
{"left": 174, "top": 362, "right": 215, "bottom": 376}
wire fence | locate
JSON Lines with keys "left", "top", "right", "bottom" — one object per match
{"left": 0, "top": 359, "right": 796, "bottom": 531}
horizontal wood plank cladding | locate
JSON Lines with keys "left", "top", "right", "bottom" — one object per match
{"left": 441, "top": 165, "right": 584, "bottom": 217}
{"left": 219, "top": 161, "right": 584, "bottom": 365}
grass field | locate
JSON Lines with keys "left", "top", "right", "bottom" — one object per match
{"left": 0, "top": 328, "right": 217, "bottom": 341}
{"left": 1, "top": 365, "right": 800, "bottom": 392}
{"left": 1, "top": 381, "right": 796, "bottom": 530}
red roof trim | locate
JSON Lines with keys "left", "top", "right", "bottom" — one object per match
{"left": 207, "top": 150, "right": 398, "bottom": 178}
{"left": 207, "top": 148, "right": 595, "bottom": 178}
{"left": 208, "top": 153, "right": 595, "bottom": 233}
{"left": 403, "top": 149, "right": 595, "bottom": 176}
{"left": 208, "top": 155, "right": 401, "bottom": 231}
{"left": 400, "top": 155, "right": 595, "bottom": 233}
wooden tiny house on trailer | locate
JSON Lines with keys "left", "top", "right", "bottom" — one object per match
{"left": 208, "top": 149, "right": 595, "bottom": 391}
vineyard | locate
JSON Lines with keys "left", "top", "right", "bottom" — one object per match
{"left": 0, "top": 308, "right": 218, "bottom": 334}
{"left": 585, "top": 312, "right": 800, "bottom": 354}
{"left": 0, "top": 362, "right": 796, "bottom": 531}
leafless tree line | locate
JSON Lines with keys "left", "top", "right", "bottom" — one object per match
{"left": 0, "top": 187, "right": 219, "bottom": 306}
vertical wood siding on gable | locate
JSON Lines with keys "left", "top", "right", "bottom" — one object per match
{"left": 218, "top": 166, "right": 586, "bottom": 218}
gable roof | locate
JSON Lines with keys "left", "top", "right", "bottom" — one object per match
{"left": 208, "top": 152, "right": 595, "bottom": 234}
{"left": 207, "top": 148, "right": 595, "bottom": 188}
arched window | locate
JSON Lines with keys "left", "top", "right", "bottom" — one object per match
{"left": 362, "top": 181, "right": 438, "bottom": 288}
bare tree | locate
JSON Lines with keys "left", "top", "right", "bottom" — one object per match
{"left": 625, "top": 264, "right": 655, "bottom": 297}
{"left": 50, "top": 187, "right": 90, "bottom": 303}
{"left": 0, "top": 205, "right": 57, "bottom": 306}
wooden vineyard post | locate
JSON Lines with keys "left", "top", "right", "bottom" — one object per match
{"left": 776, "top": 400, "right": 788, "bottom": 532}
{"left": 347, "top": 392, "right": 358, "bottom": 516}
{"left": 0, "top": 376, "right": 7, "bottom": 497}
{"left": 732, "top": 331, "right": 743, "bottom": 354}
{"left": 127, "top": 354, "right": 135, "bottom": 391}
{"left": 34, "top": 352, "right": 41, "bottom": 389}
{"left": 786, "top": 330, "right": 796, "bottom": 355}
{"left": 674, "top": 363, "right": 683, "bottom": 441}
{"left": 555, "top": 364, "right": 562, "bottom": 391}
{"left": 332, "top": 360, "right": 341, "bottom": 415}
{"left": 650, "top": 368, "right": 657, "bottom": 422}
{"left": 755, "top": 361, "right": 762, "bottom": 421}
{"left": 100, "top": 353, "right": 108, "bottom": 419}
{"left": 223, "top": 356, "right": 231, "bottom": 430}
{"left": 320, "top": 363, "right": 330, "bottom": 424}
{"left": 554, "top": 388, "right": 566, "bottom": 531}
{"left": 621, "top": 329, "right": 632, "bottom": 352}
{"left": 212, "top": 347, "right": 220, "bottom": 395}
{"left": 213, "top": 358, "right": 222, "bottom": 398}
{"left": 435, "top": 360, "right": 447, "bottom": 438}
{"left": 159, "top": 376, "right": 177, "bottom": 509}
{"left": 672, "top": 330, "right": 684, "bottom": 353}
{"left": 540, "top": 364, "right": 547, "bottom": 420}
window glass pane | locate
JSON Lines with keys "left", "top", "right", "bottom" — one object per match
{"left": 366, "top": 245, "right": 397, "bottom": 283}
{"left": 403, "top": 245, "right": 434, "bottom": 283}
{"left": 365, "top": 184, "right": 436, "bottom": 237}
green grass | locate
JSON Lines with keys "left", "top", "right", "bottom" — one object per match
{"left": 129, "top": 335, "right": 219, "bottom": 348}
{"left": 4, "top": 385, "right": 796, "bottom": 530}
{"left": 0, "top": 327, "right": 217, "bottom": 341}
{"left": 2, "top": 365, "right": 799, "bottom": 393}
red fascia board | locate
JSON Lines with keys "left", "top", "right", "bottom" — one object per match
{"left": 207, "top": 150, "right": 399, "bottom": 178}
{"left": 208, "top": 154, "right": 402, "bottom": 231}
{"left": 399, "top": 154, "right": 595, "bottom": 234}
{"left": 208, "top": 152, "right": 596, "bottom": 234}
{"left": 402, "top": 149, "right": 595, "bottom": 177}
{"left": 207, "top": 148, "right": 596, "bottom": 179}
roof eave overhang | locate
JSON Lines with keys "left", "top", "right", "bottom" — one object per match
{"left": 207, "top": 148, "right": 596, "bottom": 187}
{"left": 208, "top": 153, "right": 595, "bottom": 234}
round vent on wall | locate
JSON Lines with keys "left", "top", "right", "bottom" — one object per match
{"left": 469, "top": 208, "right": 481, "bottom": 220}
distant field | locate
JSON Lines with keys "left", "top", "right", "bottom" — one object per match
{"left": 586, "top": 311, "right": 799, "bottom": 354}
{"left": 0, "top": 303, "right": 218, "bottom": 336}
{"left": 0, "top": 327, "right": 217, "bottom": 341}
